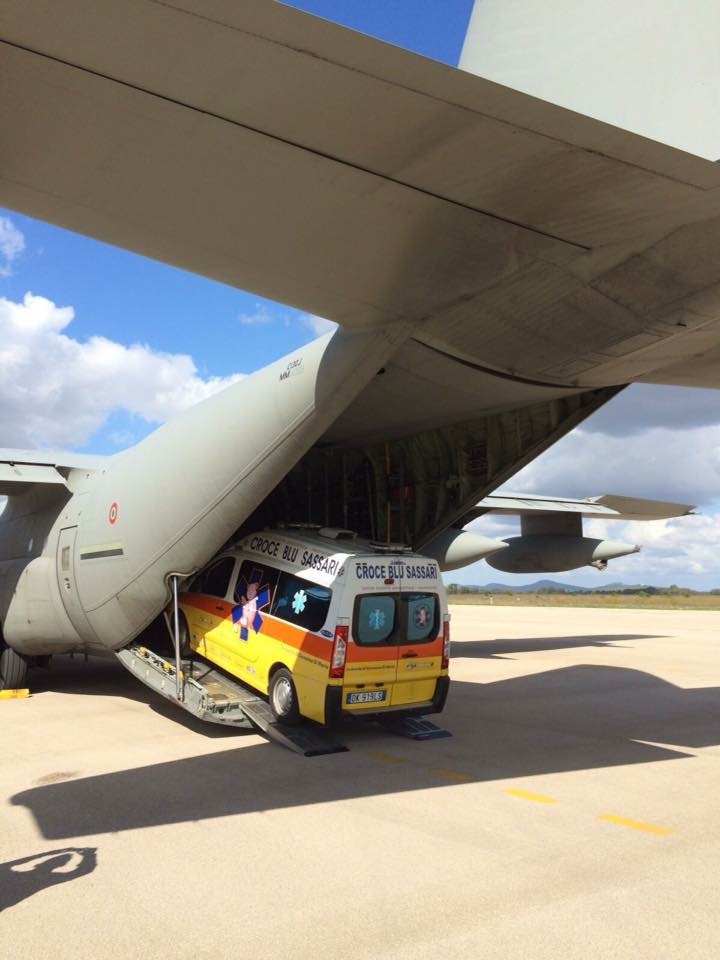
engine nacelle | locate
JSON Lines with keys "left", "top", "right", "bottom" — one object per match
{"left": 486, "top": 535, "right": 639, "bottom": 574}
{"left": 422, "top": 529, "right": 508, "bottom": 572}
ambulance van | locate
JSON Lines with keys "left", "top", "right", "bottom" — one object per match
{"left": 178, "top": 527, "right": 450, "bottom": 725}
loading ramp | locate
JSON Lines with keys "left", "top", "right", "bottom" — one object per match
{"left": 116, "top": 643, "right": 348, "bottom": 757}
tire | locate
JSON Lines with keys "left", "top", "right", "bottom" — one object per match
{"left": 268, "top": 668, "right": 300, "bottom": 724}
{"left": 178, "top": 613, "right": 191, "bottom": 657}
{"left": 0, "top": 640, "right": 29, "bottom": 691}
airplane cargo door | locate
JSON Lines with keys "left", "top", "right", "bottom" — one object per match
{"left": 56, "top": 526, "right": 85, "bottom": 626}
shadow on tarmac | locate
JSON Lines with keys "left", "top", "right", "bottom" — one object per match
{"left": 0, "top": 848, "right": 97, "bottom": 911}
{"left": 31, "top": 656, "right": 241, "bottom": 738}
{"left": 13, "top": 658, "right": 720, "bottom": 841}
{"left": 451, "top": 634, "right": 662, "bottom": 659}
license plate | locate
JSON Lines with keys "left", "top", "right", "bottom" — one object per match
{"left": 346, "top": 690, "right": 387, "bottom": 705}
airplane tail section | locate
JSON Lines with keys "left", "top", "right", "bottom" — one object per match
{"left": 459, "top": 0, "right": 720, "bottom": 160}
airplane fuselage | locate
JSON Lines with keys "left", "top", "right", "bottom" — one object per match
{"left": 0, "top": 326, "right": 406, "bottom": 656}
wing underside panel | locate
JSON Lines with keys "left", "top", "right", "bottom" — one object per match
{"left": 2, "top": 1, "right": 720, "bottom": 389}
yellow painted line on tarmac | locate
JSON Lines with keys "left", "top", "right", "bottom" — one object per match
{"left": 0, "top": 688, "right": 30, "bottom": 700}
{"left": 430, "top": 768, "right": 472, "bottom": 782}
{"left": 366, "top": 751, "right": 405, "bottom": 765}
{"left": 599, "top": 814, "right": 672, "bottom": 836}
{"left": 505, "top": 788, "right": 558, "bottom": 805}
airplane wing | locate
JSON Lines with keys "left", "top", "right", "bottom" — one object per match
{"left": 3, "top": 1, "right": 719, "bottom": 549}
{"left": 466, "top": 493, "right": 696, "bottom": 523}
{"left": 455, "top": 492, "right": 695, "bottom": 574}
{"left": 3, "top": 0, "right": 720, "bottom": 396}
{"left": 0, "top": 449, "right": 107, "bottom": 495}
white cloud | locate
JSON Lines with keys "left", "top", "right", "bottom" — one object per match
{"left": 238, "top": 306, "right": 274, "bottom": 325}
{"left": 582, "top": 383, "right": 720, "bottom": 436}
{"left": 0, "top": 293, "right": 242, "bottom": 449}
{"left": 583, "top": 512, "right": 720, "bottom": 581}
{"left": 238, "top": 307, "right": 338, "bottom": 338}
{"left": 0, "top": 216, "right": 25, "bottom": 277}
{"left": 302, "top": 314, "right": 338, "bottom": 337}
{"left": 505, "top": 422, "right": 720, "bottom": 510}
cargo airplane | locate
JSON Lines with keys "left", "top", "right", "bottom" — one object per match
{"left": 0, "top": 2, "right": 715, "bottom": 705}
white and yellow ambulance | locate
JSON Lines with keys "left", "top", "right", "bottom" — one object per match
{"left": 179, "top": 527, "right": 450, "bottom": 725}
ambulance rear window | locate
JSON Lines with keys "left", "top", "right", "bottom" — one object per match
{"left": 405, "top": 593, "right": 438, "bottom": 643}
{"left": 354, "top": 595, "right": 396, "bottom": 645}
{"left": 271, "top": 572, "right": 332, "bottom": 633}
{"left": 353, "top": 592, "right": 439, "bottom": 646}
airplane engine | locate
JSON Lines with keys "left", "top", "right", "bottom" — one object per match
{"left": 486, "top": 535, "right": 639, "bottom": 574}
{"left": 422, "top": 528, "right": 508, "bottom": 572}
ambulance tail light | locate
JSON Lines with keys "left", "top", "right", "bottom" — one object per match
{"left": 330, "top": 624, "right": 349, "bottom": 679}
{"left": 441, "top": 618, "right": 451, "bottom": 670}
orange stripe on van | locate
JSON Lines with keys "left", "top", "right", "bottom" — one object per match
{"left": 348, "top": 635, "right": 444, "bottom": 662}
{"left": 182, "top": 592, "right": 331, "bottom": 662}
{"left": 181, "top": 594, "right": 443, "bottom": 667}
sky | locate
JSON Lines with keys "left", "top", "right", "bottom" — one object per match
{"left": 1, "top": 0, "right": 719, "bottom": 590}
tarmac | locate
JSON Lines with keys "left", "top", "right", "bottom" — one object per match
{"left": 1, "top": 604, "right": 719, "bottom": 959}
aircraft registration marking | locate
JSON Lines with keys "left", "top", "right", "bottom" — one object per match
{"left": 505, "top": 788, "right": 558, "bottom": 804}
{"left": 598, "top": 814, "right": 672, "bottom": 836}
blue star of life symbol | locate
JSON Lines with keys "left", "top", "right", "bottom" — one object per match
{"left": 369, "top": 608, "right": 386, "bottom": 630}
{"left": 231, "top": 568, "right": 271, "bottom": 642}
{"left": 292, "top": 590, "right": 307, "bottom": 615}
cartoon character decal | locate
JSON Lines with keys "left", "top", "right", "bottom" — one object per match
{"left": 413, "top": 603, "right": 431, "bottom": 629}
{"left": 232, "top": 568, "right": 272, "bottom": 642}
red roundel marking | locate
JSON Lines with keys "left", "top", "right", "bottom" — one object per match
{"left": 108, "top": 502, "right": 119, "bottom": 525}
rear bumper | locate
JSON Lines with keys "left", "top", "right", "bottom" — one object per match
{"left": 325, "top": 676, "right": 450, "bottom": 724}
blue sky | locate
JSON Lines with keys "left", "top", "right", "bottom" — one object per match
{"left": 1, "top": 0, "right": 719, "bottom": 589}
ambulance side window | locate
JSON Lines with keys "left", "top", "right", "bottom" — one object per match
{"left": 233, "top": 561, "right": 280, "bottom": 605}
{"left": 271, "top": 573, "right": 332, "bottom": 632}
{"left": 190, "top": 557, "right": 235, "bottom": 599}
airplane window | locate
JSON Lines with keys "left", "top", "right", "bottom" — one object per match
{"left": 192, "top": 557, "right": 235, "bottom": 599}
{"left": 61, "top": 546, "right": 71, "bottom": 571}
{"left": 271, "top": 573, "right": 331, "bottom": 633}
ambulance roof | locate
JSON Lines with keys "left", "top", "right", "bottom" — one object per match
{"left": 229, "top": 528, "right": 440, "bottom": 589}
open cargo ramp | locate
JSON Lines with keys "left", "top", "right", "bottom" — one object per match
{"left": 115, "top": 644, "right": 348, "bottom": 757}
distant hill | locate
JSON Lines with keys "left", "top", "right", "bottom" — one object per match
{"left": 479, "top": 580, "right": 590, "bottom": 593}
{"left": 447, "top": 580, "right": 718, "bottom": 596}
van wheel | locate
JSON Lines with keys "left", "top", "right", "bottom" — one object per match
{"left": 178, "top": 613, "right": 191, "bottom": 657}
{"left": 269, "top": 668, "right": 300, "bottom": 724}
{"left": 0, "top": 640, "right": 28, "bottom": 691}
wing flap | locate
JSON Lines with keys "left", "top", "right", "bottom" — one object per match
{"left": 0, "top": 462, "right": 68, "bottom": 495}
{"left": 0, "top": 449, "right": 108, "bottom": 496}
{"left": 469, "top": 492, "right": 695, "bottom": 522}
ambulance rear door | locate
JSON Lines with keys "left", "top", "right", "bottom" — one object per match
{"left": 393, "top": 559, "right": 444, "bottom": 706}
{"left": 343, "top": 558, "right": 400, "bottom": 709}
